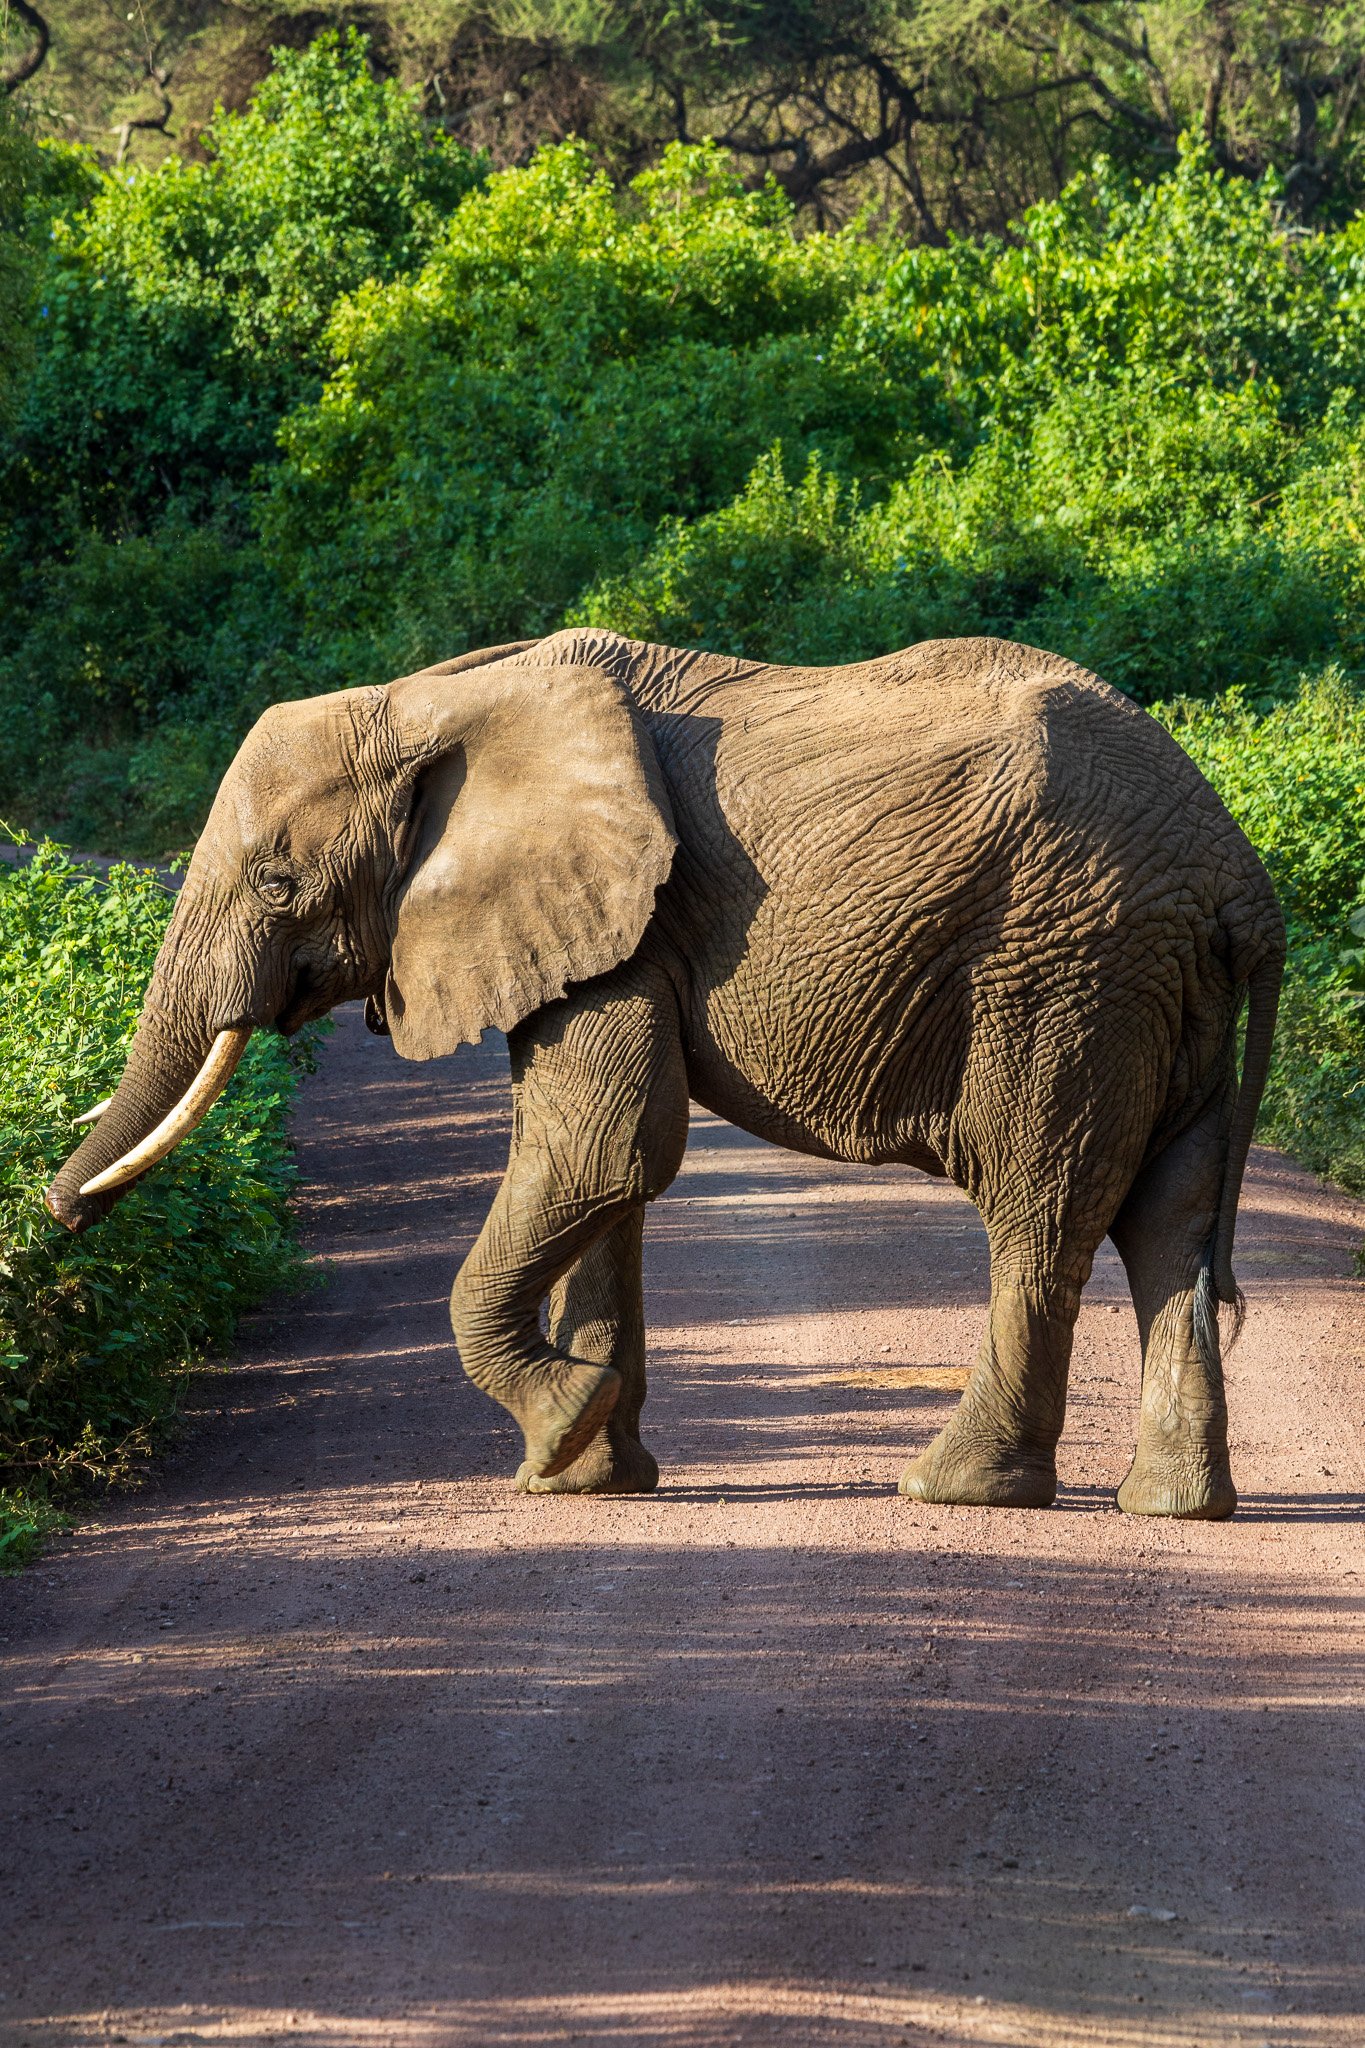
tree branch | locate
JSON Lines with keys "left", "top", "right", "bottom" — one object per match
{"left": 112, "top": 59, "right": 173, "bottom": 165}
{"left": 766, "top": 108, "right": 907, "bottom": 204}
{"left": 1, "top": 0, "right": 49, "bottom": 93}
{"left": 1052, "top": 0, "right": 1175, "bottom": 127}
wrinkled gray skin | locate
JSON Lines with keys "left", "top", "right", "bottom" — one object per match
{"left": 48, "top": 630, "right": 1284, "bottom": 1518}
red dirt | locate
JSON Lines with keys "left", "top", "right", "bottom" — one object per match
{"left": 2, "top": 1002, "right": 1364, "bottom": 2047}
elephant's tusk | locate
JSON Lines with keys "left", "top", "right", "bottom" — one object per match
{"left": 73, "top": 1096, "right": 113, "bottom": 1126}
{"left": 79, "top": 1027, "right": 252, "bottom": 1197}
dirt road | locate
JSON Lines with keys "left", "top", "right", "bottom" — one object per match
{"left": 3, "top": 1004, "right": 1364, "bottom": 2048}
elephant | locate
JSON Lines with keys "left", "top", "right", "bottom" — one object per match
{"left": 47, "top": 628, "right": 1284, "bottom": 1519}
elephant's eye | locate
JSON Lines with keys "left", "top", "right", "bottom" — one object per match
{"left": 258, "top": 869, "right": 297, "bottom": 907}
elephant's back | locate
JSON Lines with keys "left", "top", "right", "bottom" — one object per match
{"left": 672, "top": 632, "right": 1269, "bottom": 928}
{"left": 647, "top": 633, "right": 1170, "bottom": 888}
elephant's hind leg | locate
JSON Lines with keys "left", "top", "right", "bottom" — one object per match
{"left": 516, "top": 1211, "right": 659, "bottom": 1495}
{"left": 898, "top": 1260, "right": 1082, "bottom": 1509}
{"left": 900, "top": 982, "right": 1160, "bottom": 1509}
{"left": 1110, "top": 1092, "right": 1237, "bottom": 1521}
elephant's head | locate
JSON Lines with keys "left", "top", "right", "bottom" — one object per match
{"left": 46, "top": 641, "right": 676, "bottom": 1233}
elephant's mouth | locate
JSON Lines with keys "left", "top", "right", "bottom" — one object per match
{"left": 274, "top": 962, "right": 331, "bottom": 1037}
{"left": 274, "top": 996, "right": 312, "bottom": 1036}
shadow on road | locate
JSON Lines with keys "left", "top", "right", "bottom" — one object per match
{"left": 5, "top": 1524, "right": 1364, "bottom": 2043}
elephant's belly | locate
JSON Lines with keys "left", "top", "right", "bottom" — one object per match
{"left": 678, "top": 1013, "right": 950, "bottom": 1177}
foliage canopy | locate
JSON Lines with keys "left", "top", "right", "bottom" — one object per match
{"left": 14, "top": 2, "right": 1365, "bottom": 238}
{"left": 0, "top": 839, "right": 321, "bottom": 1561}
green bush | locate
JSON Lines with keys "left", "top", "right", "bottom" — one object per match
{"left": 1157, "top": 670, "right": 1365, "bottom": 932}
{"left": 842, "top": 136, "right": 1365, "bottom": 439}
{"left": 11, "top": 29, "right": 483, "bottom": 524}
{"left": 1252, "top": 951, "right": 1365, "bottom": 1197}
{"left": 559, "top": 151, "right": 1365, "bottom": 699}
{"left": 261, "top": 138, "right": 879, "bottom": 673}
{"left": 0, "top": 99, "right": 40, "bottom": 426}
{"left": 576, "top": 371, "right": 1346, "bottom": 698}
{"left": 13, "top": 73, "right": 1365, "bottom": 849}
{"left": 0, "top": 33, "right": 484, "bottom": 850}
{"left": 0, "top": 838, "right": 322, "bottom": 1563}
{"left": 1152, "top": 672, "right": 1365, "bottom": 1194}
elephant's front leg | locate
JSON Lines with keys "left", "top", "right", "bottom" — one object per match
{"left": 450, "top": 959, "right": 688, "bottom": 1488}
{"left": 517, "top": 1210, "right": 657, "bottom": 1494}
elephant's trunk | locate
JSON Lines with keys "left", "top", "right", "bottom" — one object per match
{"left": 45, "top": 1001, "right": 246, "bottom": 1235}
{"left": 80, "top": 1028, "right": 251, "bottom": 1196}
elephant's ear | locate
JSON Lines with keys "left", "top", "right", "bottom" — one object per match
{"left": 381, "top": 656, "right": 676, "bottom": 1059}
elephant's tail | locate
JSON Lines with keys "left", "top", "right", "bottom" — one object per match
{"left": 1197, "top": 954, "right": 1283, "bottom": 1365}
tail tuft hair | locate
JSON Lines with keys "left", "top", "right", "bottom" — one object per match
{"left": 1193, "top": 1250, "right": 1245, "bottom": 1377}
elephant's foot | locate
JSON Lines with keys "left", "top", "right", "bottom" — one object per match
{"left": 515, "top": 1360, "right": 622, "bottom": 1480}
{"left": 516, "top": 1426, "right": 658, "bottom": 1496}
{"left": 1117, "top": 1445, "right": 1236, "bottom": 1521}
{"left": 898, "top": 1425, "right": 1056, "bottom": 1509}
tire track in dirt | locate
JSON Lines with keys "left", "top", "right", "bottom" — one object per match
{"left": 2, "top": 1002, "right": 1363, "bottom": 2047}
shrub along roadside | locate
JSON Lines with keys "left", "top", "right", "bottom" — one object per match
{"left": 0, "top": 838, "right": 323, "bottom": 1564}
{"left": 1154, "top": 672, "right": 1365, "bottom": 1200}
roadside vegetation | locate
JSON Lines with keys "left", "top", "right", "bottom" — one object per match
{"left": 4, "top": 24, "right": 1365, "bottom": 1551}
{"left": 0, "top": 838, "right": 321, "bottom": 1561}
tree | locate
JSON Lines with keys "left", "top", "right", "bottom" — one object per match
{"left": 416, "top": 0, "right": 1365, "bottom": 231}
{"left": 0, "top": 88, "right": 39, "bottom": 420}
{"left": 1, "top": 0, "right": 49, "bottom": 96}
{"left": 12, "top": 3, "right": 1365, "bottom": 228}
